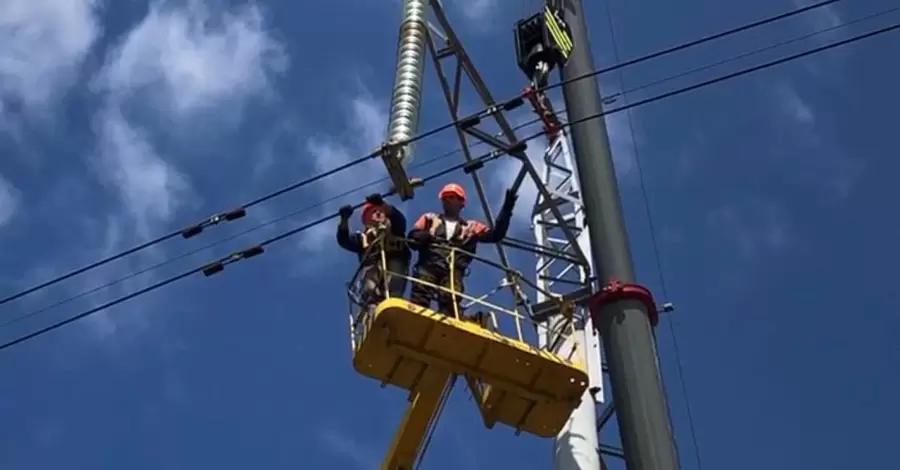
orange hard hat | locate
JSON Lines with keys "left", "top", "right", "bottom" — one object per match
{"left": 438, "top": 183, "right": 466, "bottom": 203}
{"left": 360, "top": 202, "right": 384, "bottom": 224}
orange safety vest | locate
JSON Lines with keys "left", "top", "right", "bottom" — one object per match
{"left": 412, "top": 213, "right": 489, "bottom": 271}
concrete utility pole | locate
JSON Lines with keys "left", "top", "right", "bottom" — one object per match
{"left": 558, "top": 1, "right": 680, "bottom": 469}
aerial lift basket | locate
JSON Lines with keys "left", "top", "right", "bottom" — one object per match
{"left": 347, "top": 242, "right": 589, "bottom": 437}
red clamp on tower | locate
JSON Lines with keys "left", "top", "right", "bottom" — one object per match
{"left": 523, "top": 85, "right": 562, "bottom": 141}
{"left": 588, "top": 279, "right": 660, "bottom": 329}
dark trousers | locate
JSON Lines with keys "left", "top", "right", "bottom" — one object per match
{"left": 360, "top": 257, "right": 408, "bottom": 306}
{"left": 409, "top": 264, "right": 464, "bottom": 315}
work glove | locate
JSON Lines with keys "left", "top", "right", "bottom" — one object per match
{"left": 339, "top": 205, "right": 353, "bottom": 220}
{"left": 411, "top": 231, "right": 434, "bottom": 245}
{"left": 365, "top": 193, "right": 384, "bottom": 206}
{"left": 501, "top": 188, "right": 518, "bottom": 212}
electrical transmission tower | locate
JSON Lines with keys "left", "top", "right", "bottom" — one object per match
{"left": 351, "top": 0, "right": 678, "bottom": 468}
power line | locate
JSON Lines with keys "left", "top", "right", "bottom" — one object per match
{"left": 2, "top": 120, "right": 549, "bottom": 328}
{"left": 13, "top": 0, "right": 876, "bottom": 328}
{"left": 0, "top": 154, "right": 378, "bottom": 307}
{"left": 598, "top": 6, "right": 899, "bottom": 470}
{"left": 1, "top": 19, "right": 894, "bottom": 351}
{"left": 601, "top": 0, "right": 696, "bottom": 467}
{"left": 0, "top": 155, "right": 439, "bottom": 329}
{"left": 547, "top": 20, "right": 898, "bottom": 141}
{"left": 605, "top": 3, "right": 900, "bottom": 103}
{"left": 603, "top": 1, "right": 704, "bottom": 466}
{"left": 0, "top": 146, "right": 510, "bottom": 351}
{"left": 0, "top": 0, "right": 845, "bottom": 308}
{"left": 546, "top": 0, "right": 845, "bottom": 97}
{"left": 600, "top": 0, "right": 699, "bottom": 467}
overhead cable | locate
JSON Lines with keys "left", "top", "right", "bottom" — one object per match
{"left": 1, "top": 18, "right": 895, "bottom": 351}
{"left": 603, "top": 3, "right": 900, "bottom": 104}
{"left": 0, "top": 0, "right": 845, "bottom": 308}
{"left": 0, "top": 155, "right": 376, "bottom": 307}
{"left": 542, "top": 0, "right": 845, "bottom": 97}
{"left": 1, "top": 122, "right": 545, "bottom": 329}
{"left": 0, "top": 143, "right": 514, "bottom": 351}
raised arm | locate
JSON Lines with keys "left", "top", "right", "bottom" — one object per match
{"left": 471, "top": 189, "right": 517, "bottom": 244}
{"left": 471, "top": 213, "right": 510, "bottom": 244}
{"left": 387, "top": 205, "right": 407, "bottom": 238}
{"left": 336, "top": 205, "right": 364, "bottom": 253}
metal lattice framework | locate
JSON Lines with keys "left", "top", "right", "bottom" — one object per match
{"left": 531, "top": 127, "right": 604, "bottom": 397}
{"left": 411, "top": 1, "right": 624, "bottom": 468}
{"left": 421, "top": 2, "right": 586, "bottom": 287}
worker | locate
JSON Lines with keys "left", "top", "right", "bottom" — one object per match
{"left": 337, "top": 194, "right": 410, "bottom": 310}
{"left": 407, "top": 183, "right": 517, "bottom": 316}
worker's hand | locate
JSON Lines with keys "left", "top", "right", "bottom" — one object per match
{"left": 365, "top": 193, "right": 384, "bottom": 206}
{"left": 411, "top": 231, "right": 433, "bottom": 244}
{"left": 501, "top": 188, "right": 518, "bottom": 211}
{"left": 339, "top": 205, "right": 353, "bottom": 220}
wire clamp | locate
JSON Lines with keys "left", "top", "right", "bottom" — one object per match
{"left": 588, "top": 279, "right": 660, "bottom": 327}
{"left": 522, "top": 85, "right": 562, "bottom": 139}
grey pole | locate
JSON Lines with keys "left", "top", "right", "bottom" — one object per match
{"left": 558, "top": 1, "right": 680, "bottom": 469}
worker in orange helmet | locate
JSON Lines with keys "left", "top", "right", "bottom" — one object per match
{"left": 337, "top": 193, "right": 410, "bottom": 310}
{"left": 407, "top": 183, "right": 517, "bottom": 315}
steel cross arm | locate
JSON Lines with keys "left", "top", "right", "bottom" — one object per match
{"left": 501, "top": 238, "right": 583, "bottom": 266}
{"left": 597, "top": 400, "right": 615, "bottom": 430}
{"left": 599, "top": 445, "right": 625, "bottom": 459}
{"left": 424, "top": 10, "right": 513, "bottom": 283}
{"left": 462, "top": 125, "right": 589, "bottom": 268}
{"left": 427, "top": 0, "right": 589, "bottom": 270}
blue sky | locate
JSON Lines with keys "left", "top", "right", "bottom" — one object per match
{"left": 1, "top": 0, "right": 898, "bottom": 469}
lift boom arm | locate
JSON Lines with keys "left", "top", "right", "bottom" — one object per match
{"left": 381, "top": 368, "right": 456, "bottom": 470}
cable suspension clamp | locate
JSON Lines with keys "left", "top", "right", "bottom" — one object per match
{"left": 588, "top": 279, "right": 661, "bottom": 328}
{"left": 379, "top": 141, "right": 421, "bottom": 202}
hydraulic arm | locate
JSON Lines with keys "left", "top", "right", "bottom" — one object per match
{"left": 381, "top": 368, "right": 456, "bottom": 470}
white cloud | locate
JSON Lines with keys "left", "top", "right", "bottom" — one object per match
{"left": 793, "top": 0, "right": 841, "bottom": 30}
{"left": 307, "top": 92, "right": 387, "bottom": 184}
{"left": 774, "top": 83, "right": 814, "bottom": 126}
{"left": 605, "top": 111, "right": 640, "bottom": 179}
{"left": 0, "top": 175, "right": 21, "bottom": 227}
{"left": 770, "top": 82, "right": 864, "bottom": 200}
{"left": 351, "top": 95, "right": 389, "bottom": 152}
{"left": 65, "top": 0, "right": 289, "bottom": 339}
{"left": 0, "top": 0, "right": 100, "bottom": 117}
{"left": 451, "top": 0, "right": 496, "bottom": 26}
{"left": 95, "top": 0, "right": 287, "bottom": 116}
{"left": 300, "top": 89, "right": 389, "bottom": 257}
{"left": 89, "top": 0, "right": 287, "bottom": 232}
{"left": 701, "top": 196, "right": 797, "bottom": 293}
{"left": 68, "top": 214, "right": 163, "bottom": 346}
{"left": 386, "top": 0, "right": 494, "bottom": 31}
{"left": 705, "top": 196, "right": 793, "bottom": 261}
{"left": 319, "top": 427, "right": 379, "bottom": 470}
{"left": 790, "top": 0, "right": 845, "bottom": 81}
{"left": 594, "top": 79, "right": 642, "bottom": 182}
{"left": 91, "top": 107, "right": 192, "bottom": 238}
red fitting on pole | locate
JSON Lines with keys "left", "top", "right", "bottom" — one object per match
{"left": 588, "top": 279, "right": 660, "bottom": 328}
{"left": 522, "top": 85, "right": 562, "bottom": 140}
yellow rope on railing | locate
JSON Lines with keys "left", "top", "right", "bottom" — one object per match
{"left": 346, "top": 234, "right": 577, "bottom": 349}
